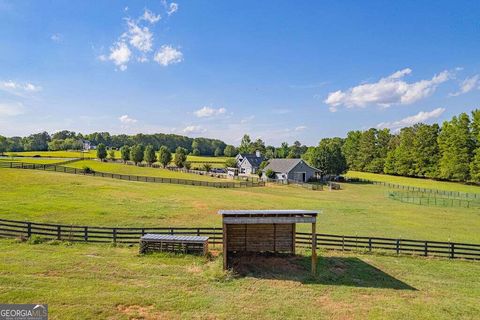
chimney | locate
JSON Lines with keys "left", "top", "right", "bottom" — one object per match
{"left": 255, "top": 150, "right": 261, "bottom": 158}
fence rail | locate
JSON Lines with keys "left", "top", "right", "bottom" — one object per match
{"left": 388, "top": 191, "right": 480, "bottom": 208}
{"left": 296, "top": 233, "right": 480, "bottom": 260}
{"left": 0, "top": 161, "right": 265, "bottom": 188}
{"left": 0, "top": 218, "right": 478, "bottom": 261}
{"left": 346, "top": 177, "right": 480, "bottom": 200}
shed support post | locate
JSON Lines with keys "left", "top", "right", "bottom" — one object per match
{"left": 222, "top": 221, "right": 228, "bottom": 270}
{"left": 311, "top": 222, "right": 317, "bottom": 276}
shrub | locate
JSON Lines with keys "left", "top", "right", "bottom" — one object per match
{"left": 224, "top": 158, "right": 237, "bottom": 168}
{"left": 184, "top": 161, "right": 192, "bottom": 170}
{"left": 82, "top": 165, "right": 95, "bottom": 174}
{"left": 202, "top": 163, "right": 212, "bottom": 172}
{"left": 265, "top": 169, "right": 276, "bottom": 179}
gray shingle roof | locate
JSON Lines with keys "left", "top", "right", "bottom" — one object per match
{"left": 263, "top": 159, "right": 319, "bottom": 173}
{"left": 241, "top": 154, "right": 264, "bottom": 167}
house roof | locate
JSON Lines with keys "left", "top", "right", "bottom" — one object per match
{"left": 263, "top": 158, "right": 319, "bottom": 173}
{"left": 240, "top": 154, "right": 264, "bottom": 167}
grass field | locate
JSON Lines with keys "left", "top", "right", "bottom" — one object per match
{"left": 346, "top": 171, "right": 480, "bottom": 194}
{"left": 64, "top": 160, "right": 224, "bottom": 182}
{"left": 1, "top": 168, "right": 479, "bottom": 243}
{"left": 0, "top": 239, "right": 478, "bottom": 319}
{"left": 0, "top": 157, "right": 68, "bottom": 164}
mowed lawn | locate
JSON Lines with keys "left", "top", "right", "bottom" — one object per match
{"left": 0, "top": 168, "right": 479, "bottom": 243}
{"left": 346, "top": 171, "right": 480, "bottom": 194}
{"left": 0, "top": 157, "right": 68, "bottom": 164}
{"left": 65, "top": 160, "right": 224, "bottom": 182}
{"left": 0, "top": 239, "right": 478, "bottom": 319}
{"left": 5, "top": 150, "right": 94, "bottom": 158}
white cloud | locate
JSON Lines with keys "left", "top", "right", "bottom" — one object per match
{"left": 377, "top": 108, "right": 445, "bottom": 130}
{"left": 0, "top": 102, "right": 25, "bottom": 116}
{"left": 142, "top": 9, "right": 161, "bottom": 24}
{"left": 124, "top": 19, "right": 153, "bottom": 53}
{"left": 0, "top": 80, "right": 41, "bottom": 95}
{"left": 154, "top": 45, "right": 183, "bottom": 66}
{"left": 325, "top": 68, "right": 452, "bottom": 112}
{"left": 450, "top": 75, "right": 480, "bottom": 97}
{"left": 118, "top": 114, "right": 138, "bottom": 124}
{"left": 167, "top": 3, "right": 178, "bottom": 15}
{"left": 50, "top": 33, "right": 62, "bottom": 42}
{"left": 108, "top": 41, "right": 131, "bottom": 71}
{"left": 194, "top": 106, "right": 226, "bottom": 118}
{"left": 182, "top": 125, "right": 206, "bottom": 134}
{"left": 294, "top": 125, "right": 307, "bottom": 131}
{"left": 240, "top": 115, "right": 255, "bottom": 124}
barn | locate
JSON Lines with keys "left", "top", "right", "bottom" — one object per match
{"left": 262, "top": 159, "right": 320, "bottom": 182}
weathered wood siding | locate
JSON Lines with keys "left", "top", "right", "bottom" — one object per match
{"left": 226, "top": 223, "right": 294, "bottom": 253}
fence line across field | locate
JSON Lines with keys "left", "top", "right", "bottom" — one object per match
{"left": 0, "top": 218, "right": 478, "bottom": 261}
{"left": 347, "top": 177, "right": 480, "bottom": 200}
{"left": 0, "top": 161, "right": 265, "bottom": 188}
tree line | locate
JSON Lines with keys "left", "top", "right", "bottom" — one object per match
{"left": 0, "top": 131, "right": 227, "bottom": 156}
{"left": 315, "top": 109, "right": 480, "bottom": 183}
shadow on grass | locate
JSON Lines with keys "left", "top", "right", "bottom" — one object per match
{"left": 229, "top": 253, "right": 416, "bottom": 290}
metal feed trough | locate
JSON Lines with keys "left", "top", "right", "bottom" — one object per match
{"left": 139, "top": 234, "right": 209, "bottom": 255}
{"left": 218, "top": 209, "right": 319, "bottom": 275}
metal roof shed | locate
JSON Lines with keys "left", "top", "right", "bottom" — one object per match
{"left": 218, "top": 209, "right": 319, "bottom": 275}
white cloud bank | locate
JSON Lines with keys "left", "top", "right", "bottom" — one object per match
{"left": 450, "top": 75, "right": 480, "bottom": 97}
{"left": 194, "top": 106, "right": 226, "bottom": 118}
{"left": 118, "top": 114, "right": 138, "bottom": 124}
{"left": 0, "top": 80, "right": 41, "bottom": 94}
{"left": 182, "top": 125, "right": 206, "bottom": 134}
{"left": 100, "top": 6, "right": 182, "bottom": 71}
{"left": 325, "top": 68, "right": 452, "bottom": 112}
{"left": 108, "top": 41, "right": 132, "bottom": 71}
{"left": 154, "top": 45, "right": 183, "bottom": 66}
{"left": 377, "top": 108, "right": 445, "bottom": 131}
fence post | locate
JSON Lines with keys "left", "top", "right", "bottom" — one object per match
{"left": 84, "top": 226, "right": 88, "bottom": 241}
{"left": 424, "top": 241, "right": 428, "bottom": 257}
{"left": 396, "top": 239, "right": 400, "bottom": 254}
{"left": 113, "top": 228, "right": 117, "bottom": 243}
{"left": 57, "top": 225, "right": 61, "bottom": 240}
{"left": 368, "top": 238, "right": 372, "bottom": 252}
{"left": 450, "top": 243, "right": 455, "bottom": 259}
{"left": 141, "top": 228, "right": 145, "bottom": 236}
{"left": 27, "top": 222, "right": 32, "bottom": 238}
{"left": 342, "top": 236, "right": 345, "bottom": 251}
{"left": 197, "top": 228, "right": 200, "bottom": 236}
{"left": 170, "top": 228, "right": 174, "bottom": 235}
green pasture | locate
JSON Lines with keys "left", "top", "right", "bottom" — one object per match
{"left": 0, "top": 168, "right": 479, "bottom": 243}
{"left": 0, "top": 239, "right": 478, "bottom": 319}
{"left": 346, "top": 171, "right": 480, "bottom": 194}
{"left": 64, "top": 160, "right": 225, "bottom": 182}
{"left": 0, "top": 157, "right": 67, "bottom": 164}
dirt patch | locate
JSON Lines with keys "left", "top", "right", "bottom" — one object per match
{"left": 230, "top": 252, "right": 308, "bottom": 279}
{"left": 116, "top": 305, "right": 177, "bottom": 320}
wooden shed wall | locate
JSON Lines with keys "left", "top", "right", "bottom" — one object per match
{"left": 226, "top": 223, "right": 294, "bottom": 253}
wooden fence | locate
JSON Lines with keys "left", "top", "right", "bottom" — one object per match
{"left": 296, "top": 233, "right": 480, "bottom": 260}
{"left": 346, "top": 177, "right": 480, "bottom": 200}
{"left": 0, "top": 161, "right": 265, "bottom": 188}
{"left": 0, "top": 218, "right": 478, "bottom": 261}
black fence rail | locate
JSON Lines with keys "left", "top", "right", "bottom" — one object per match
{"left": 0, "top": 161, "right": 265, "bottom": 188}
{"left": 296, "top": 233, "right": 480, "bottom": 260}
{"left": 0, "top": 218, "right": 479, "bottom": 261}
{"left": 388, "top": 191, "right": 480, "bottom": 208}
{"left": 346, "top": 177, "right": 480, "bottom": 200}
{"left": 0, "top": 218, "right": 223, "bottom": 245}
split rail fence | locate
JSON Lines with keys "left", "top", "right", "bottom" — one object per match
{"left": 0, "top": 218, "right": 478, "bottom": 261}
{"left": 0, "top": 161, "right": 265, "bottom": 188}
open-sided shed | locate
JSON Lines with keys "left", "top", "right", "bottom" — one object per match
{"left": 218, "top": 209, "right": 319, "bottom": 275}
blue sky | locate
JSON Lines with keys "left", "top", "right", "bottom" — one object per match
{"left": 1, "top": 1, "right": 480, "bottom": 145}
